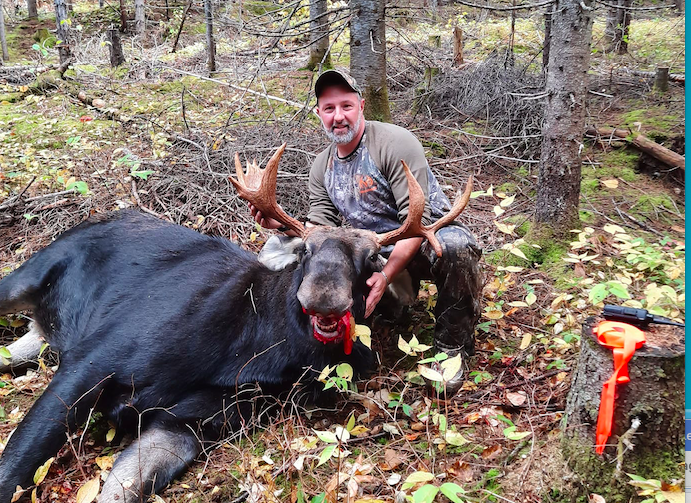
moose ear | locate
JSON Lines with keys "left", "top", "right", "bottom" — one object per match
{"left": 258, "top": 235, "right": 305, "bottom": 271}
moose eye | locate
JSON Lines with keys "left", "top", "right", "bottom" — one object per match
{"left": 368, "top": 253, "right": 378, "bottom": 262}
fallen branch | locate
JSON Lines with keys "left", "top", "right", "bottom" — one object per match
{"left": 586, "top": 126, "right": 685, "bottom": 172}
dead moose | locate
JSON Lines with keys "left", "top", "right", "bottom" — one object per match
{"left": 0, "top": 144, "right": 472, "bottom": 503}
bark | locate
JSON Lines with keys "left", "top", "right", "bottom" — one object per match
{"left": 534, "top": 0, "right": 594, "bottom": 236}
{"left": 452, "top": 26, "right": 463, "bottom": 66}
{"left": 134, "top": 0, "right": 146, "bottom": 34}
{"left": 654, "top": 67, "right": 669, "bottom": 92}
{"left": 0, "top": 3, "right": 8, "bottom": 63}
{"left": 27, "top": 0, "right": 38, "bottom": 19}
{"left": 542, "top": 7, "right": 551, "bottom": 73}
{"left": 107, "top": 28, "right": 125, "bottom": 67}
{"left": 204, "top": 0, "right": 216, "bottom": 73}
{"left": 349, "top": 0, "right": 390, "bottom": 122}
{"left": 586, "top": 126, "right": 685, "bottom": 171}
{"left": 119, "top": 0, "right": 127, "bottom": 32}
{"left": 171, "top": 0, "right": 193, "bottom": 53}
{"left": 605, "top": 0, "right": 632, "bottom": 54}
{"left": 562, "top": 316, "right": 684, "bottom": 501}
{"left": 305, "top": 0, "right": 330, "bottom": 71}
{"left": 54, "top": 0, "right": 72, "bottom": 65}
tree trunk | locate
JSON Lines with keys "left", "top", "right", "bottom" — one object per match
{"left": 452, "top": 26, "right": 463, "bottom": 66}
{"left": 204, "top": 0, "right": 216, "bottom": 73}
{"left": 107, "top": 28, "right": 125, "bottom": 67}
{"left": 0, "top": 3, "right": 8, "bottom": 63}
{"left": 605, "top": 0, "right": 632, "bottom": 54}
{"left": 349, "top": 0, "right": 390, "bottom": 122}
{"left": 534, "top": 0, "right": 594, "bottom": 236}
{"left": 562, "top": 316, "right": 684, "bottom": 501}
{"left": 542, "top": 7, "right": 551, "bottom": 73}
{"left": 171, "top": 0, "right": 193, "bottom": 53}
{"left": 27, "top": 0, "right": 38, "bottom": 19}
{"left": 654, "top": 67, "right": 669, "bottom": 93}
{"left": 134, "top": 0, "right": 145, "bottom": 34}
{"left": 119, "top": 0, "right": 127, "bottom": 32}
{"left": 54, "top": 0, "right": 72, "bottom": 65}
{"left": 305, "top": 0, "right": 331, "bottom": 71}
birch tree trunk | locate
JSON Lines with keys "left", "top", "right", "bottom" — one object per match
{"left": 0, "top": 4, "right": 8, "bottom": 63}
{"left": 134, "top": 0, "right": 146, "bottom": 34}
{"left": 27, "top": 0, "right": 38, "bottom": 19}
{"left": 54, "top": 0, "right": 72, "bottom": 65}
{"left": 204, "top": 0, "right": 216, "bottom": 73}
{"left": 306, "top": 0, "right": 330, "bottom": 71}
{"left": 349, "top": 0, "right": 390, "bottom": 122}
{"left": 534, "top": 0, "right": 594, "bottom": 236}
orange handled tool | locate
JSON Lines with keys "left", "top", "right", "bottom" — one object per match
{"left": 593, "top": 321, "right": 646, "bottom": 454}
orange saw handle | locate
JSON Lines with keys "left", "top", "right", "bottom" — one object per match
{"left": 593, "top": 321, "right": 645, "bottom": 454}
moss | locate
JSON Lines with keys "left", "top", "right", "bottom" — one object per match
{"left": 580, "top": 178, "right": 600, "bottom": 196}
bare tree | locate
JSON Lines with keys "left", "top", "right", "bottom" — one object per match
{"left": 605, "top": 0, "right": 632, "bottom": 54}
{"left": 135, "top": 0, "right": 146, "bottom": 34}
{"left": 0, "top": 3, "right": 8, "bottom": 63}
{"left": 349, "top": 0, "right": 390, "bottom": 122}
{"left": 27, "top": 0, "right": 38, "bottom": 19}
{"left": 542, "top": 6, "right": 551, "bottom": 72}
{"left": 205, "top": 0, "right": 216, "bottom": 73}
{"left": 534, "top": 0, "right": 594, "bottom": 236}
{"left": 54, "top": 0, "right": 72, "bottom": 64}
{"left": 306, "top": 0, "right": 331, "bottom": 71}
{"left": 119, "top": 0, "right": 127, "bottom": 31}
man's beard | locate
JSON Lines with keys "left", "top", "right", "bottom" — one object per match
{"left": 324, "top": 114, "right": 362, "bottom": 144}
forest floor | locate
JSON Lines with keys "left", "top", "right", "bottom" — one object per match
{"left": 0, "top": 3, "right": 685, "bottom": 503}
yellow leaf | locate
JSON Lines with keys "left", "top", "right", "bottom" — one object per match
{"left": 31, "top": 488, "right": 37, "bottom": 503}
{"left": 317, "top": 365, "right": 334, "bottom": 382}
{"left": 494, "top": 221, "right": 516, "bottom": 235}
{"left": 601, "top": 179, "right": 619, "bottom": 189}
{"left": 603, "top": 224, "right": 626, "bottom": 234}
{"left": 76, "top": 477, "right": 100, "bottom": 503}
{"left": 499, "top": 194, "right": 516, "bottom": 207}
{"left": 95, "top": 455, "right": 114, "bottom": 471}
{"left": 20, "top": 85, "right": 29, "bottom": 92}
{"left": 493, "top": 206, "right": 505, "bottom": 217}
{"left": 354, "top": 324, "right": 371, "bottom": 349}
{"left": 484, "top": 309, "right": 504, "bottom": 320}
{"left": 519, "top": 333, "right": 532, "bottom": 350}
{"left": 350, "top": 425, "right": 369, "bottom": 436}
{"left": 249, "top": 232, "right": 257, "bottom": 242}
{"left": 106, "top": 428, "right": 116, "bottom": 442}
{"left": 661, "top": 492, "right": 684, "bottom": 503}
{"left": 33, "top": 457, "right": 54, "bottom": 485}
{"left": 418, "top": 364, "right": 444, "bottom": 382}
{"left": 509, "top": 247, "right": 528, "bottom": 260}
{"left": 486, "top": 185, "right": 494, "bottom": 196}
{"left": 441, "top": 354, "right": 463, "bottom": 381}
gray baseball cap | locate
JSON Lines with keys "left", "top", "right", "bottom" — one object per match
{"left": 314, "top": 70, "right": 362, "bottom": 99}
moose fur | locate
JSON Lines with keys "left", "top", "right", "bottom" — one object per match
{"left": 0, "top": 210, "right": 377, "bottom": 502}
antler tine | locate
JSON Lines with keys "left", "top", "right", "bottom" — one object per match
{"left": 376, "top": 161, "right": 473, "bottom": 257}
{"left": 229, "top": 143, "right": 306, "bottom": 238}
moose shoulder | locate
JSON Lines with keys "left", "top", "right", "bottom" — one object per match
{"left": 0, "top": 144, "right": 471, "bottom": 502}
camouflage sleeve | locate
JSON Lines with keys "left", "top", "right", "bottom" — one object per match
{"left": 369, "top": 123, "right": 433, "bottom": 226}
{"left": 306, "top": 148, "right": 341, "bottom": 227}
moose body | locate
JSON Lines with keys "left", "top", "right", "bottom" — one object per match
{"left": 0, "top": 210, "right": 375, "bottom": 502}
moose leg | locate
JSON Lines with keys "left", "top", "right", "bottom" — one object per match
{"left": 100, "top": 426, "right": 201, "bottom": 503}
{"left": 0, "top": 368, "right": 106, "bottom": 502}
{"left": 0, "top": 321, "right": 45, "bottom": 373}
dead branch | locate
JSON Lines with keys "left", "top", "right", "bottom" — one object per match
{"left": 586, "top": 126, "right": 685, "bottom": 171}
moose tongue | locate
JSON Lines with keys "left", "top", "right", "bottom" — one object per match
{"left": 343, "top": 313, "right": 353, "bottom": 355}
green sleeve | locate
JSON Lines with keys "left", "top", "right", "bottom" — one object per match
{"left": 307, "top": 148, "right": 341, "bottom": 227}
{"left": 368, "top": 122, "right": 433, "bottom": 226}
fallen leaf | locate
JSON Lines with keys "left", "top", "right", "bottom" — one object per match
{"left": 588, "top": 494, "right": 606, "bottom": 503}
{"left": 76, "top": 477, "right": 100, "bottom": 503}
{"left": 481, "top": 444, "right": 503, "bottom": 459}
{"left": 95, "top": 456, "right": 114, "bottom": 471}
{"left": 519, "top": 333, "right": 532, "bottom": 350}
{"left": 601, "top": 179, "right": 619, "bottom": 189}
{"left": 506, "top": 391, "right": 527, "bottom": 407}
{"left": 380, "top": 449, "right": 404, "bottom": 471}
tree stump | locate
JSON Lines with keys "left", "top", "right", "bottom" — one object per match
{"left": 452, "top": 26, "right": 463, "bottom": 65}
{"left": 107, "top": 28, "right": 125, "bottom": 67}
{"left": 655, "top": 67, "right": 669, "bottom": 93}
{"left": 562, "top": 316, "right": 684, "bottom": 501}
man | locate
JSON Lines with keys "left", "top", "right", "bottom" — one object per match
{"left": 252, "top": 70, "right": 482, "bottom": 393}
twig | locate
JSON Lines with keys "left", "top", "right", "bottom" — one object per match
{"left": 453, "top": 0, "right": 554, "bottom": 11}
{"left": 612, "top": 200, "right": 664, "bottom": 237}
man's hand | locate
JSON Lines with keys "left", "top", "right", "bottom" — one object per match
{"left": 365, "top": 271, "right": 388, "bottom": 318}
{"left": 249, "top": 203, "right": 283, "bottom": 230}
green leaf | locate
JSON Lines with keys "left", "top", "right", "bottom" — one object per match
{"left": 607, "top": 282, "right": 630, "bottom": 299}
{"left": 0, "top": 347, "right": 11, "bottom": 360}
{"left": 130, "top": 169, "right": 154, "bottom": 180}
{"left": 317, "top": 445, "right": 335, "bottom": 466}
{"left": 335, "top": 363, "right": 353, "bottom": 381}
{"left": 412, "top": 484, "right": 439, "bottom": 503}
{"left": 402, "top": 471, "right": 435, "bottom": 491}
{"left": 444, "top": 430, "right": 469, "bottom": 446}
{"left": 503, "top": 425, "right": 531, "bottom": 440}
{"left": 310, "top": 493, "right": 326, "bottom": 503}
{"left": 589, "top": 283, "right": 609, "bottom": 304}
{"left": 314, "top": 430, "right": 338, "bottom": 444}
{"left": 66, "top": 180, "right": 89, "bottom": 194}
{"left": 439, "top": 483, "right": 466, "bottom": 503}
{"left": 346, "top": 412, "right": 355, "bottom": 432}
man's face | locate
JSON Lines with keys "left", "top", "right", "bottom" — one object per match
{"left": 316, "top": 85, "right": 365, "bottom": 144}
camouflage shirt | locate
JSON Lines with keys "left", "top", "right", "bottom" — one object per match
{"left": 307, "top": 121, "right": 451, "bottom": 233}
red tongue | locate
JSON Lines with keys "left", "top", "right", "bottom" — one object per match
{"left": 302, "top": 308, "right": 353, "bottom": 354}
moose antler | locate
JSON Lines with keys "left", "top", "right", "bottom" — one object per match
{"left": 230, "top": 143, "right": 306, "bottom": 237}
{"left": 376, "top": 160, "right": 473, "bottom": 257}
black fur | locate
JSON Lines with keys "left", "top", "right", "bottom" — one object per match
{"left": 0, "top": 210, "right": 374, "bottom": 501}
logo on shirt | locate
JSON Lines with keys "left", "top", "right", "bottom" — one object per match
{"left": 355, "top": 174, "right": 377, "bottom": 194}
